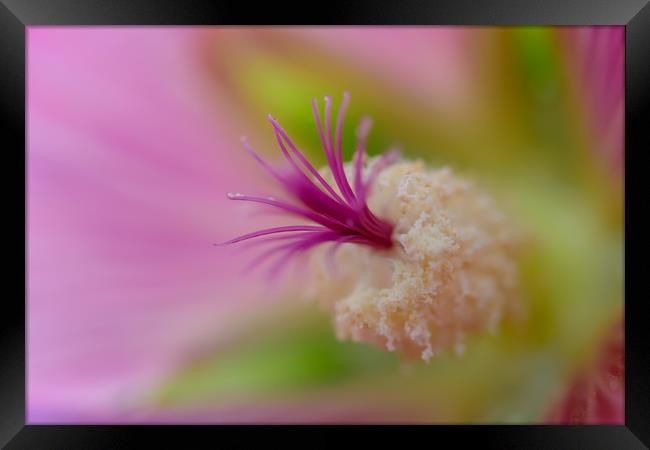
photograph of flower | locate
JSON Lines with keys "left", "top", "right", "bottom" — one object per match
{"left": 27, "top": 26, "right": 623, "bottom": 424}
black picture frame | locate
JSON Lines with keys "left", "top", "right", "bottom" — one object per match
{"left": 2, "top": 0, "right": 648, "bottom": 447}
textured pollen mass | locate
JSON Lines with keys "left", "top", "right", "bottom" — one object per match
{"left": 224, "top": 93, "right": 521, "bottom": 361}
{"left": 308, "top": 159, "right": 521, "bottom": 361}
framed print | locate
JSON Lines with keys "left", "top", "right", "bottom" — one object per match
{"left": 2, "top": 0, "right": 648, "bottom": 447}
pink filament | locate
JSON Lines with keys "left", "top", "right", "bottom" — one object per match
{"left": 222, "top": 93, "right": 396, "bottom": 275}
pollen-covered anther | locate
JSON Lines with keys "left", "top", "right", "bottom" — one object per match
{"left": 306, "top": 160, "right": 522, "bottom": 361}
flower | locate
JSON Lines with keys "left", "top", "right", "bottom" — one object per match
{"left": 225, "top": 94, "right": 522, "bottom": 361}
{"left": 28, "top": 27, "right": 623, "bottom": 424}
